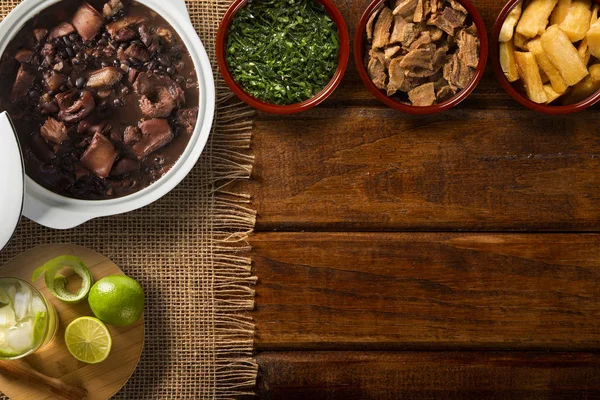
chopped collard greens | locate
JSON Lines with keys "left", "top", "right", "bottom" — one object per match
{"left": 226, "top": 0, "right": 340, "bottom": 105}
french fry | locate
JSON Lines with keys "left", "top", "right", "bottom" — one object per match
{"left": 559, "top": 0, "right": 592, "bottom": 42}
{"left": 543, "top": 84, "right": 564, "bottom": 103}
{"left": 587, "top": 19, "right": 600, "bottom": 59}
{"left": 539, "top": 68, "right": 550, "bottom": 83}
{"left": 515, "top": 51, "right": 548, "bottom": 103}
{"left": 561, "top": 64, "right": 600, "bottom": 104}
{"left": 499, "top": 2, "right": 522, "bottom": 42}
{"left": 591, "top": 4, "right": 599, "bottom": 24}
{"left": 550, "top": 0, "right": 572, "bottom": 25}
{"left": 527, "top": 38, "right": 569, "bottom": 93}
{"left": 513, "top": 32, "right": 530, "bottom": 50}
{"left": 541, "top": 25, "right": 589, "bottom": 85}
{"left": 579, "top": 39, "right": 591, "bottom": 66}
{"left": 500, "top": 41, "right": 520, "bottom": 82}
{"left": 516, "top": 0, "right": 558, "bottom": 38}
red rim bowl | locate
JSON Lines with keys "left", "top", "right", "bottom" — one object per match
{"left": 354, "top": 0, "right": 488, "bottom": 115}
{"left": 491, "top": 0, "right": 600, "bottom": 114}
{"left": 216, "top": 0, "right": 350, "bottom": 114}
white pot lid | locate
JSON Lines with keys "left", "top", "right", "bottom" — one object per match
{"left": 0, "top": 112, "right": 24, "bottom": 251}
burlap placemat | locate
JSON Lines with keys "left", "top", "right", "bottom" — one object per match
{"left": 0, "top": 0, "right": 257, "bottom": 398}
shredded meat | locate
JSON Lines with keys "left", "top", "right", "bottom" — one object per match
{"left": 408, "top": 82, "right": 436, "bottom": 106}
{"left": 366, "top": 7, "right": 382, "bottom": 42}
{"left": 373, "top": 7, "right": 394, "bottom": 49}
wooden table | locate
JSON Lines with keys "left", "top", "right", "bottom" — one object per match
{"left": 236, "top": 0, "right": 600, "bottom": 397}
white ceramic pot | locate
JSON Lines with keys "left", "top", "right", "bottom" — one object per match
{"left": 0, "top": 0, "right": 215, "bottom": 241}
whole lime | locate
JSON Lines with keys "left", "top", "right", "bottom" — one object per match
{"left": 88, "top": 275, "right": 144, "bottom": 327}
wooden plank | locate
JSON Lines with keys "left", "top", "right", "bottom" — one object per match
{"left": 252, "top": 233, "right": 600, "bottom": 350}
{"left": 255, "top": 351, "right": 600, "bottom": 400}
{"left": 243, "top": 105, "right": 600, "bottom": 231}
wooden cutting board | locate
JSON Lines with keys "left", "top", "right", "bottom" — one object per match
{"left": 0, "top": 244, "right": 144, "bottom": 400}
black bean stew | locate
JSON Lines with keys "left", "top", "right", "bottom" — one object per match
{"left": 0, "top": 0, "right": 199, "bottom": 200}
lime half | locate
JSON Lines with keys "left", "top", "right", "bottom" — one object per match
{"left": 65, "top": 317, "right": 112, "bottom": 364}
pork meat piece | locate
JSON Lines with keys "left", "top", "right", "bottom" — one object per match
{"left": 387, "top": 58, "right": 406, "bottom": 96}
{"left": 372, "top": 7, "right": 393, "bottom": 49}
{"left": 425, "top": 26, "right": 444, "bottom": 41}
{"left": 15, "top": 49, "right": 34, "bottom": 63}
{"left": 393, "top": 0, "right": 418, "bottom": 17}
{"left": 449, "top": 0, "right": 468, "bottom": 14}
{"left": 139, "top": 86, "right": 176, "bottom": 117}
{"left": 384, "top": 45, "right": 402, "bottom": 60}
{"left": 40, "top": 117, "right": 68, "bottom": 144}
{"left": 113, "top": 28, "right": 137, "bottom": 42}
{"left": 443, "top": 53, "right": 474, "bottom": 89}
{"left": 390, "top": 16, "right": 417, "bottom": 47}
{"left": 72, "top": 2, "right": 103, "bottom": 41}
{"left": 400, "top": 48, "right": 434, "bottom": 70}
{"left": 123, "top": 126, "right": 142, "bottom": 146}
{"left": 10, "top": 66, "right": 34, "bottom": 102}
{"left": 134, "top": 72, "right": 185, "bottom": 117}
{"left": 368, "top": 52, "right": 388, "bottom": 90}
{"left": 44, "top": 72, "right": 67, "bottom": 92}
{"left": 414, "top": 0, "right": 431, "bottom": 23}
{"left": 103, "top": 0, "right": 124, "bottom": 18}
{"left": 366, "top": 7, "right": 382, "bottom": 42}
{"left": 130, "top": 119, "right": 173, "bottom": 160}
{"left": 409, "top": 32, "right": 432, "bottom": 50}
{"left": 429, "top": 6, "right": 466, "bottom": 35}
{"left": 138, "top": 25, "right": 160, "bottom": 53}
{"left": 436, "top": 85, "right": 456, "bottom": 102}
{"left": 48, "top": 22, "right": 76, "bottom": 40}
{"left": 432, "top": 45, "right": 449, "bottom": 71}
{"left": 176, "top": 107, "right": 199, "bottom": 135}
{"left": 106, "top": 15, "right": 148, "bottom": 38}
{"left": 80, "top": 132, "right": 118, "bottom": 178}
{"left": 34, "top": 28, "right": 48, "bottom": 42}
{"left": 86, "top": 67, "right": 124, "bottom": 88}
{"left": 408, "top": 82, "right": 436, "bottom": 106}
{"left": 124, "top": 43, "right": 150, "bottom": 62}
{"left": 56, "top": 90, "right": 96, "bottom": 123}
{"left": 456, "top": 29, "right": 479, "bottom": 68}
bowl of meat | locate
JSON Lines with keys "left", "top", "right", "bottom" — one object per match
{"left": 355, "top": 0, "right": 488, "bottom": 114}
{"left": 0, "top": 0, "right": 215, "bottom": 230}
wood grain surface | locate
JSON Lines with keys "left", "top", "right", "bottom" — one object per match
{"left": 255, "top": 352, "right": 600, "bottom": 400}
{"left": 251, "top": 233, "right": 600, "bottom": 350}
{"left": 0, "top": 244, "right": 144, "bottom": 400}
{"left": 240, "top": 0, "right": 600, "bottom": 397}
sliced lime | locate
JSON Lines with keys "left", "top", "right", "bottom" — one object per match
{"left": 65, "top": 317, "right": 112, "bottom": 364}
{"left": 32, "top": 256, "right": 94, "bottom": 303}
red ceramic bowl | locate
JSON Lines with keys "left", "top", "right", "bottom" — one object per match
{"left": 354, "top": 0, "right": 488, "bottom": 115}
{"left": 216, "top": 0, "right": 350, "bottom": 114}
{"left": 492, "top": 0, "right": 600, "bottom": 114}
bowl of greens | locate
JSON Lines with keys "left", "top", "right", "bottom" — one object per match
{"left": 216, "top": 0, "right": 350, "bottom": 114}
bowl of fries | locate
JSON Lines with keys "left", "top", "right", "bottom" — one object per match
{"left": 492, "top": 0, "right": 600, "bottom": 114}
